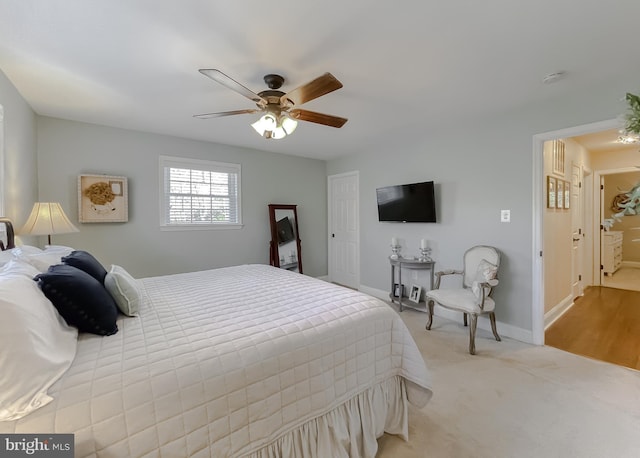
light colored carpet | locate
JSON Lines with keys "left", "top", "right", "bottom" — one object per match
{"left": 377, "top": 305, "right": 640, "bottom": 458}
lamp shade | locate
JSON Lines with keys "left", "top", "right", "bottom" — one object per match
{"left": 20, "top": 202, "right": 79, "bottom": 242}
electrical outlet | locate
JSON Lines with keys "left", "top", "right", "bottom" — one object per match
{"left": 500, "top": 209, "right": 511, "bottom": 223}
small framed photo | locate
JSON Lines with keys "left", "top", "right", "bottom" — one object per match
{"left": 393, "top": 283, "right": 405, "bottom": 298}
{"left": 556, "top": 179, "right": 564, "bottom": 209}
{"left": 564, "top": 180, "right": 571, "bottom": 209}
{"left": 547, "top": 176, "right": 556, "bottom": 209}
{"left": 409, "top": 284, "right": 422, "bottom": 304}
{"left": 78, "top": 174, "right": 128, "bottom": 223}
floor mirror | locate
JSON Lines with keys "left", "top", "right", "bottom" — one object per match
{"left": 268, "top": 204, "right": 303, "bottom": 273}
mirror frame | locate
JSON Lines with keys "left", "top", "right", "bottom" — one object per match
{"left": 0, "top": 217, "right": 16, "bottom": 251}
{"left": 268, "top": 204, "right": 303, "bottom": 274}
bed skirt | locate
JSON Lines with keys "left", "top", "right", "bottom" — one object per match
{"left": 249, "top": 375, "right": 410, "bottom": 458}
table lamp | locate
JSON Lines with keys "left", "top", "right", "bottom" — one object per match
{"left": 20, "top": 202, "right": 79, "bottom": 245}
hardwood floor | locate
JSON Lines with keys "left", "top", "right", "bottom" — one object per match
{"left": 545, "top": 286, "right": 640, "bottom": 371}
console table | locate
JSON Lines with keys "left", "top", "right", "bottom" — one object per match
{"left": 389, "top": 257, "right": 435, "bottom": 312}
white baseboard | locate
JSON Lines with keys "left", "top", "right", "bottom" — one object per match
{"left": 621, "top": 261, "right": 640, "bottom": 269}
{"left": 544, "top": 294, "right": 574, "bottom": 329}
{"left": 359, "top": 284, "right": 534, "bottom": 344}
{"left": 316, "top": 275, "right": 330, "bottom": 281}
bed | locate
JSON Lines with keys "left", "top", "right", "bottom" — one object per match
{"left": 0, "top": 221, "right": 432, "bottom": 457}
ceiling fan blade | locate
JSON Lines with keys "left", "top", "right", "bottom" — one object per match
{"left": 289, "top": 109, "right": 348, "bottom": 128}
{"left": 199, "top": 69, "right": 266, "bottom": 104}
{"left": 281, "top": 73, "right": 343, "bottom": 106}
{"left": 193, "top": 109, "right": 259, "bottom": 119}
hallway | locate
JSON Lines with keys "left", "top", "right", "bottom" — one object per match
{"left": 545, "top": 286, "right": 640, "bottom": 371}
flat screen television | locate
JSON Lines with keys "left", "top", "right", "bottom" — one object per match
{"left": 276, "top": 216, "right": 295, "bottom": 244}
{"left": 376, "top": 181, "right": 436, "bottom": 222}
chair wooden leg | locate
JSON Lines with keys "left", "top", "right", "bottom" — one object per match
{"left": 468, "top": 314, "right": 478, "bottom": 355}
{"left": 425, "top": 299, "right": 434, "bottom": 330}
{"left": 490, "top": 312, "right": 501, "bottom": 341}
{"left": 463, "top": 313, "right": 468, "bottom": 327}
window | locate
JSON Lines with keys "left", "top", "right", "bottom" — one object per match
{"left": 159, "top": 155, "right": 241, "bottom": 229}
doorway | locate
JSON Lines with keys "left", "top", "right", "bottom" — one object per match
{"left": 535, "top": 120, "right": 640, "bottom": 369}
{"left": 598, "top": 169, "right": 640, "bottom": 292}
{"left": 533, "top": 118, "right": 620, "bottom": 345}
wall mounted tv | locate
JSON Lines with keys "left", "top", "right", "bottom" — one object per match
{"left": 376, "top": 181, "right": 437, "bottom": 222}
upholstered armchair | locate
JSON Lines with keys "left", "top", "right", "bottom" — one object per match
{"left": 425, "top": 245, "right": 501, "bottom": 355}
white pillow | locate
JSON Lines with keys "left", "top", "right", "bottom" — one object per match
{"left": 0, "top": 248, "right": 17, "bottom": 267}
{"left": 11, "top": 245, "right": 43, "bottom": 256}
{"left": 104, "top": 264, "right": 141, "bottom": 316}
{"left": 0, "top": 274, "right": 78, "bottom": 421}
{"left": 14, "top": 245, "right": 74, "bottom": 272}
{"left": 0, "top": 258, "right": 41, "bottom": 278}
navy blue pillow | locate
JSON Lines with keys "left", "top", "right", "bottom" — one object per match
{"left": 35, "top": 264, "right": 118, "bottom": 336}
{"left": 61, "top": 250, "right": 108, "bottom": 284}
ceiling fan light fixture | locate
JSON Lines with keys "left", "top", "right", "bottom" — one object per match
{"left": 251, "top": 113, "right": 297, "bottom": 140}
{"left": 251, "top": 113, "right": 277, "bottom": 137}
{"left": 281, "top": 116, "right": 297, "bottom": 135}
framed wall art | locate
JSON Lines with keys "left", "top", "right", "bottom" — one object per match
{"left": 564, "top": 180, "right": 571, "bottom": 209}
{"left": 556, "top": 179, "right": 564, "bottom": 209}
{"left": 547, "top": 176, "right": 556, "bottom": 209}
{"left": 78, "top": 174, "right": 128, "bottom": 223}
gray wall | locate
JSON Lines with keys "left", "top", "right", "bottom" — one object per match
{"left": 36, "top": 117, "right": 328, "bottom": 278}
{"left": 326, "top": 78, "right": 636, "bottom": 336}
{"left": 0, "top": 70, "right": 38, "bottom": 244}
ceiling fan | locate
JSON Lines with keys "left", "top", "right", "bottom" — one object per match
{"left": 194, "top": 69, "right": 348, "bottom": 139}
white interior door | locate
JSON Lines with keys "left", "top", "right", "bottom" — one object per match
{"left": 328, "top": 172, "right": 359, "bottom": 289}
{"left": 570, "top": 163, "right": 583, "bottom": 298}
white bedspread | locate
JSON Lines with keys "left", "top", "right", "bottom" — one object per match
{"left": 2, "top": 264, "right": 432, "bottom": 457}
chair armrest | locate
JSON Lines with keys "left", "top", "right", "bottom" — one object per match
{"left": 476, "top": 279, "right": 499, "bottom": 310}
{"left": 433, "top": 269, "right": 463, "bottom": 289}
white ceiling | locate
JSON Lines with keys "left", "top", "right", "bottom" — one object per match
{"left": 1, "top": 1, "right": 639, "bottom": 160}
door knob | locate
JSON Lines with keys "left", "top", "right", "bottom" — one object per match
{"left": 572, "top": 238, "right": 580, "bottom": 242}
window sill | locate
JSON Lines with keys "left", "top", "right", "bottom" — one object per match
{"left": 160, "top": 223, "right": 243, "bottom": 231}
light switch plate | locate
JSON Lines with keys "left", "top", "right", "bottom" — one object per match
{"left": 501, "top": 209, "right": 511, "bottom": 222}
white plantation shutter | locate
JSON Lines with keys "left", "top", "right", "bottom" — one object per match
{"left": 160, "top": 156, "right": 241, "bottom": 228}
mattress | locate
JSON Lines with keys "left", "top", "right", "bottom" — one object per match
{"left": 1, "top": 264, "right": 432, "bottom": 457}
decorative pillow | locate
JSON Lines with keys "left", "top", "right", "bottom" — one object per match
{"left": 61, "top": 250, "right": 108, "bottom": 283}
{"left": 472, "top": 259, "right": 499, "bottom": 299}
{"left": 0, "top": 274, "right": 78, "bottom": 421}
{"left": 475, "top": 259, "right": 498, "bottom": 282}
{"left": 35, "top": 264, "right": 119, "bottom": 336}
{"left": 104, "top": 264, "right": 142, "bottom": 316}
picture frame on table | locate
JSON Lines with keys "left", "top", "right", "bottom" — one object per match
{"left": 409, "top": 284, "right": 422, "bottom": 304}
{"left": 393, "top": 283, "right": 405, "bottom": 298}
{"left": 547, "top": 176, "right": 556, "bottom": 209}
{"left": 78, "top": 174, "right": 128, "bottom": 223}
